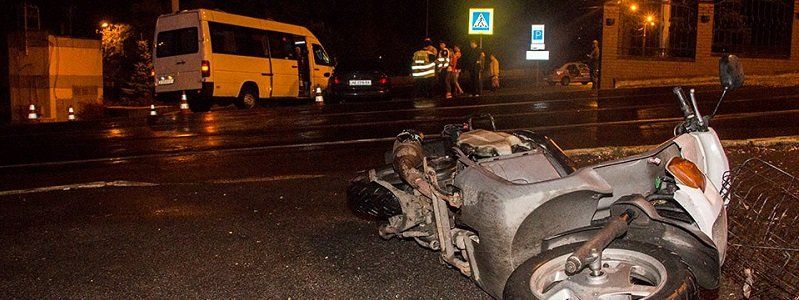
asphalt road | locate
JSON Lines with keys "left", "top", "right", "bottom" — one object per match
{"left": 1, "top": 85, "right": 798, "bottom": 298}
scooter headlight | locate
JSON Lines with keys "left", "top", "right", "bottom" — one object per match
{"left": 667, "top": 157, "right": 706, "bottom": 191}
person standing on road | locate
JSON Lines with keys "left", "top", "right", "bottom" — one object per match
{"left": 411, "top": 43, "right": 436, "bottom": 98}
{"left": 488, "top": 53, "right": 500, "bottom": 92}
{"left": 588, "top": 40, "right": 601, "bottom": 90}
{"left": 436, "top": 41, "right": 452, "bottom": 99}
{"left": 450, "top": 46, "right": 465, "bottom": 97}
{"left": 464, "top": 40, "right": 485, "bottom": 97}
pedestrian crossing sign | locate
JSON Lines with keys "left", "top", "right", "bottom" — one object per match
{"left": 469, "top": 8, "right": 494, "bottom": 35}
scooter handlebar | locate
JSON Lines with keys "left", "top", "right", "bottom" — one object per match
{"left": 672, "top": 87, "right": 694, "bottom": 119}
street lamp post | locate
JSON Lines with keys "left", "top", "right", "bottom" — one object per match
{"left": 642, "top": 15, "right": 655, "bottom": 55}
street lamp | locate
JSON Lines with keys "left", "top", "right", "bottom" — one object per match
{"left": 642, "top": 15, "right": 656, "bottom": 55}
{"left": 629, "top": 4, "right": 638, "bottom": 12}
{"left": 100, "top": 21, "right": 110, "bottom": 29}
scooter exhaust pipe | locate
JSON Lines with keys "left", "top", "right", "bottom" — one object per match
{"left": 392, "top": 131, "right": 435, "bottom": 197}
{"left": 565, "top": 210, "right": 636, "bottom": 275}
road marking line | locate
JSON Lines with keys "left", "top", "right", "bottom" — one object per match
{"left": 0, "top": 175, "right": 330, "bottom": 196}
{"left": 207, "top": 175, "right": 327, "bottom": 184}
{"left": 0, "top": 181, "right": 158, "bottom": 196}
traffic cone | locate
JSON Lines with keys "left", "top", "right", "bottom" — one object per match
{"left": 27, "top": 104, "right": 38, "bottom": 120}
{"left": 315, "top": 87, "right": 324, "bottom": 103}
{"left": 67, "top": 106, "right": 76, "bottom": 121}
{"left": 149, "top": 104, "right": 157, "bottom": 116}
{"left": 179, "top": 91, "right": 190, "bottom": 113}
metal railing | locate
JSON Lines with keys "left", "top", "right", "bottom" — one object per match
{"left": 712, "top": 0, "right": 795, "bottom": 58}
{"left": 721, "top": 158, "right": 799, "bottom": 298}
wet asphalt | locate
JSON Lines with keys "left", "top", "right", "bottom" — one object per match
{"left": 1, "top": 85, "right": 798, "bottom": 298}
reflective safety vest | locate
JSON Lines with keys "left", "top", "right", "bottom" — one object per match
{"left": 412, "top": 50, "right": 435, "bottom": 78}
{"left": 436, "top": 48, "right": 451, "bottom": 71}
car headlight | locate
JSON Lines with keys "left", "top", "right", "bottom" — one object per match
{"left": 667, "top": 157, "right": 706, "bottom": 191}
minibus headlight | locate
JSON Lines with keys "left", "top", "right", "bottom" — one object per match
{"left": 667, "top": 157, "right": 706, "bottom": 191}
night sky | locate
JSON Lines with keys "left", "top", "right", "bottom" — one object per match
{"left": 2, "top": 0, "right": 603, "bottom": 74}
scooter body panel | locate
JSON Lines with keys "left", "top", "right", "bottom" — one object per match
{"left": 672, "top": 128, "right": 729, "bottom": 261}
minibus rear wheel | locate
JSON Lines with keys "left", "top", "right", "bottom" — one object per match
{"left": 236, "top": 85, "right": 258, "bottom": 109}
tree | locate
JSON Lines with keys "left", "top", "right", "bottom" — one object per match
{"left": 129, "top": 39, "right": 154, "bottom": 103}
{"left": 101, "top": 23, "right": 132, "bottom": 58}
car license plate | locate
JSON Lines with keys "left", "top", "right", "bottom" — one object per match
{"left": 349, "top": 80, "right": 372, "bottom": 86}
{"left": 157, "top": 76, "right": 175, "bottom": 85}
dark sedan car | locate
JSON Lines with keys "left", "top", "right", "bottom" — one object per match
{"left": 328, "top": 59, "right": 391, "bottom": 101}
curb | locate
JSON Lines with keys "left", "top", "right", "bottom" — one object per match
{"left": 564, "top": 135, "right": 799, "bottom": 156}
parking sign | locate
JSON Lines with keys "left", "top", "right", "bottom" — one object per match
{"left": 531, "top": 24, "right": 545, "bottom": 49}
{"left": 469, "top": 8, "right": 494, "bottom": 35}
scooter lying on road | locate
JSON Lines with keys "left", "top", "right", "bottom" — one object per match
{"left": 348, "top": 55, "right": 744, "bottom": 299}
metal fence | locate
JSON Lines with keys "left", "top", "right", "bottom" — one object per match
{"left": 619, "top": 0, "right": 698, "bottom": 59}
{"left": 713, "top": 0, "right": 795, "bottom": 58}
{"left": 721, "top": 158, "right": 799, "bottom": 299}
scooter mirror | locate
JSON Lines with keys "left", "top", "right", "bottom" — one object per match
{"left": 719, "top": 54, "right": 744, "bottom": 91}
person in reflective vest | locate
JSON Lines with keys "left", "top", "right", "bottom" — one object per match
{"left": 412, "top": 45, "right": 436, "bottom": 98}
{"left": 436, "top": 41, "right": 452, "bottom": 99}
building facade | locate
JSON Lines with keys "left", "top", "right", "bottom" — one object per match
{"left": 600, "top": 0, "right": 799, "bottom": 89}
{"left": 7, "top": 32, "right": 103, "bottom": 122}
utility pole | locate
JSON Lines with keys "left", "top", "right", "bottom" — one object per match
{"left": 425, "top": 0, "right": 429, "bottom": 38}
{"left": 171, "top": 0, "right": 179, "bottom": 13}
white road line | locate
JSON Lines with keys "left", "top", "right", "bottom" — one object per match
{"left": 0, "top": 175, "right": 329, "bottom": 196}
{"left": 207, "top": 175, "right": 326, "bottom": 184}
{"left": 0, "top": 181, "right": 158, "bottom": 196}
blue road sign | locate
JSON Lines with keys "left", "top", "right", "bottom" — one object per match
{"left": 469, "top": 8, "right": 494, "bottom": 35}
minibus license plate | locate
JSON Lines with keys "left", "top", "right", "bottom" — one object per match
{"left": 158, "top": 76, "right": 175, "bottom": 85}
{"left": 349, "top": 80, "right": 371, "bottom": 86}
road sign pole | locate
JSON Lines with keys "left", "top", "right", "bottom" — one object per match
{"left": 480, "top": 36, "right": 483, "bottom": 48}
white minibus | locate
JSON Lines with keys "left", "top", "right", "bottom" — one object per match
{"left": 154, "top": 9, "right": 334, "bottom": 112}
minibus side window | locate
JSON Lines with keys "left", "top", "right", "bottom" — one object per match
{"left": 156, "top": 27, "right": 198, "bottom": 58}
{"left": 209, "top": 22, "right": 268, "bottom": 58}
{"left": 312, "top": 44, "right": 332, "bottom": 66}
{"left": 209, "top": 23, "right": 237, "bottom": 54}
{"left": 268, "top": 32, "right": 297, "bottom": 60}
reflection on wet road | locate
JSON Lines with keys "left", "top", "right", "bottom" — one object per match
{"left": 1, "top": 86, "right": 797, "bottom": 168}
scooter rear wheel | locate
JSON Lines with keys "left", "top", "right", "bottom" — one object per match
{"left": 504, "top": 240, "right": 699, "bottom": 300}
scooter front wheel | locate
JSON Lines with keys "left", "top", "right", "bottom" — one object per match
{"left": 504, "top": 240, "right": 699, "bottom": 300}
{"left": 347, "top": 165, "right": 407, "bottom": 220}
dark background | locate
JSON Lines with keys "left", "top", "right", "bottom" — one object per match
{"left": 1, "top": 0, "right": 603, "bottom": 76}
